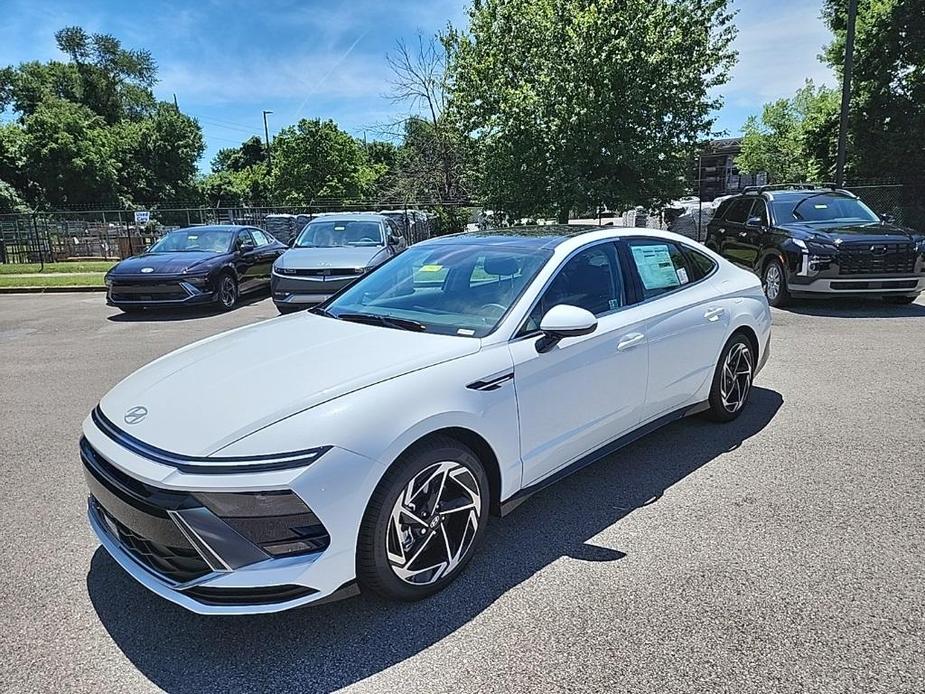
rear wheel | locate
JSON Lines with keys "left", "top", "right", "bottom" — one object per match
{"left": 217, "top": 273, "right": 238, "bottom": 311}
{"left": 882, "top": 295, "right": 916, "bottom": 305}
{"left": 763, "top": 258, "right": 790, "bottom": 307}
{"left": 706, "top": 334, "right": 755, "bottom": 422}
{"left": 357, "top": 436, "right": 489, "bottom": 601}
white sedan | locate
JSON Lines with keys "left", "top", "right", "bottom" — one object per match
{"left": 81, "top": 226, "right": 771, "bottom": 614}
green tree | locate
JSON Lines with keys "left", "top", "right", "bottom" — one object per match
{"left": 450, "top": 0, "right": 736, "bottom": 222}
{"left": 211, "top": 135, "right": 267, "bottom": 173}
{"left": 737, "top": 81, "right": 839, "bottom": 182}
{"left": 822, "top": 0, "right": 925, "bottom": 181}
{"left": 270, "top": 119, "right": 370, "bottom": 203}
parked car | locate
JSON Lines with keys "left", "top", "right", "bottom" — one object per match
{"left": 271, "top": 213, "right": 407, "bottom": 313}
{"left": 104, "top": 225, "right": 286, "bottom": 313}
{"left": 81, "top": 225, "right": 771, "bottom": 614}
{"left": 705, "top": 185, "right": 925, "bottom": 306}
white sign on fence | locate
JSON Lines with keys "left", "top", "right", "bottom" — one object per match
{"left": 134, "top": 210, "right": 150, "bottom": 225}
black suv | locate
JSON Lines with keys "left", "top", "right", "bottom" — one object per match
{"left": 705, "top": 185, "right": 925, "bottom": 306}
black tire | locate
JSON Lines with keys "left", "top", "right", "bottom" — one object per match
{"left": 705, "top": 334, "right": 755, "bottom": 423}
{"left": 882, "top": 295, "right": 916, "bottom": 305}
{"left": 762, "top": 258, "right": 790, "bottom": 307}
{"left": 357, "top": 436, "right": 490, "bottom": 601}
{"left": 216, "top": 273, "right": 238, "bottom": 311}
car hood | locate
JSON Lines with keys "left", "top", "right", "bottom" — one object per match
{"left": 780, "top": 222, "right": 917, "bottom": 245}
{"left": 98, "top": 313, "right": 479, "bottom": 458}
{"left": 112, "top": 252, "right": 225, "bottom": 276}
{"left": 277, "top": 246, "right": 385, "bottom": 270}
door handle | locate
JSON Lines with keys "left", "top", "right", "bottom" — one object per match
{"left": 704, "top": 307, "right": 725, "bottom": 322}
{"left": 617, "top": 332, "right": 645, "bottom": 351}
{"left": 738, "top": 231, "right": 748, "bottom": 237}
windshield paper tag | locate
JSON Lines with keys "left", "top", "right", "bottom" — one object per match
{"left": 457, "top": 328, "right": 475, "bottom": 336}
{"left": 420, "top": 264, "right": 443, "bottom": 272}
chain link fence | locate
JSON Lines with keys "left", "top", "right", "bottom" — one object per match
{"left": 846, "top": 182, "right": 925, "bottom": 232}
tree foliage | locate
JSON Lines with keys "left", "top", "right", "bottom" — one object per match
{"left": 450, "top": 0, "right": 737, "bottom": 221}
{"left": 0, "top": 26, "right": 202, "bottom": 209}
{"left": 737, "top": 81, "right": 840, "bottom": 182}
{"left": 822, "top": 0, "right": 925, "bottom": 182}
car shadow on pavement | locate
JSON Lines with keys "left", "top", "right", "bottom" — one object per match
{"left": 777, "top": 298, "right": 925, "bottom": 318}
{"left": 105, "top": 290, "right": 271, "bottom": 322}
{"left": 87, "top": 387, "right": 783, "bottom": 694}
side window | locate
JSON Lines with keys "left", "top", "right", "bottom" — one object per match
{"left": 250, "top": 229, "right": 270, "bottom": 245}
{"left": 724, "top": 199, "right": 754, "bottom": 224}
{"left": 713, "top": 199, "right": 733, "bottom": 221}
{"left": 522, "top": 243, "right": 624, "bottom": 334}
{"left": 684, "top": 246, "right": 718, "bottom": 280}
{"left": 751, "top": 200, "right": 769, "bottom": 226}
{"left": 236, "top": 229, "right": 255, "bottom": 249}
{"left": 626, "top": 240, "right": 694, "bottom": 300}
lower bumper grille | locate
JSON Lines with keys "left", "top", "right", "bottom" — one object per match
{"left": 182, "top": 584, "right": 318, "bottom": 606}
{"left": 837, "top": 243, "right": 916, "bottom": 275}
{"left": 110, "top": 281, "right": 190, "bottom": 302}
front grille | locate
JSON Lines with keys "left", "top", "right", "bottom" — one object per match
{"left": 81, "top": 438, "right": 210, "bottom": 583}
{"left": 282, "top": 268, "right": 360, "bottom": 277}
{"left": 110, "top": 281, "right": 189, "bottom": 301}
{"left": 92, "top": 498, "right": 211, "bottom": 583}
{"left": 837, "top": 243, "right": 916, "bottom": 275}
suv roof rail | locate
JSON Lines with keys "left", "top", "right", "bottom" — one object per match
{"left": 741, "top": 182, "right": 844, "bottom": 195}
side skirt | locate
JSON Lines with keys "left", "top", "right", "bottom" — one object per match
{"left": 498, "top": 401, "right": 709, "bottom": 516}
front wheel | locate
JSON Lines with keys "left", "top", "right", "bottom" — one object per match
{"left": 216, "top": 273, "right": 238, "bottom": 311}
{"left": 357, "top": 436, "right": 489, "bottom": 601}
{"left": 763, "top": 258, "right": 790, "bottom": 307}
{"left": 705, "top": 334, "right": 755, "bottom": 422}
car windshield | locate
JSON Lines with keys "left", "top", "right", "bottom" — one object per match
{"left": 294, "top": 220, "right": 384, "bottom": 248}
{"left": 321, "top": 244, "right": 551, "bottom": 337}
{"left": 148, "top": 228, "right": 233, "bottom": 253}
{"left": 772, "top": 194, "right": 880, "bottom": 225}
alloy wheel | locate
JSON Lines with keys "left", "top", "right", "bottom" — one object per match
{"left": 764, "top": 263, "right": 781, "bottom": 302}
{"left": 386, "top": 461, "right": 482, "bottom": 585}
{"left": 219, "top": 276, "right": 236, "bottom": 308}
{"left": 720, "top": 342, "right": 753, "bottom": 413}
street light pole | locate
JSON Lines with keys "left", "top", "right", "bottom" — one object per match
{"left": 262, "top": 110, "right": 273, "bottom": 171}
{"left": 834, "top": 0, "right": 858, "bottom": 188}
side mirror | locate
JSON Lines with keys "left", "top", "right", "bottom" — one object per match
{"left": 536, "top": 304, "right": 597, "bottom": 353}
{"left": 745, "top": 216, "right": 763, "bottom": 229}
{"left": 880, "top": 213, "right": 896, "bottom": 225}
{"left": 288, "top": 237, "right": 298, "bottom": 247}
{"left": 239, "top": 240, "right": 256, "bottom": 253}
{"left": 389, "top": 233, "right": 404, "bottom": 246}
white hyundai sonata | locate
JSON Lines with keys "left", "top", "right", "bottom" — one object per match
{"left": 82, "top": 226, "right": 771, "bottom": 614}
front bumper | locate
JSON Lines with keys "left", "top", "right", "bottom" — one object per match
{"left": 82, "top": 415, "right": 383, "bottom": 615}
{"left": 789, "top": 275, "right": 924, "bottom": 296}
{"left": 271, "top": 271, "right": 361, "bottom": 306}
{"left": 107, "top": 276, "right": 217, "bottom": 308}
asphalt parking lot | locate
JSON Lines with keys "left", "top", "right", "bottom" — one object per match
{"left": 1, "top": 291, "right": 923, "bottom": 693}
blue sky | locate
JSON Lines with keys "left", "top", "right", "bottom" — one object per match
{"left": 0, "top": 0, "right": 835, "bottom": 170}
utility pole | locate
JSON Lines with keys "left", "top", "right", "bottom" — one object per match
{"left": 173, "top": 93, "right": 179, "bottom": 111}
{"left": 834, "top": 0, "right": 858, "bottom": 188}
{"left": 262, "top": 110, "right": 273, "bottom": 171}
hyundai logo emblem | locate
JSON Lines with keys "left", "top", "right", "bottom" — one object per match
{"left": 141, "top": 267, "right": 154, "bottom": 273}
{"left": 870, "top": 245, "right": 887, "bottom": 256}
{"left": 124, "top": 406, "right": 148, "bottom": 425}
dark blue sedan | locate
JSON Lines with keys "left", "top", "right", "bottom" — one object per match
{"left": 104, "top": 225, "right": 286, "bottom": 312}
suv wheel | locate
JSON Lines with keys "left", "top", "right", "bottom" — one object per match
{"left": 763, "top": 258, "right": 790, "bottom": 307}
{"left": 357, "top": 436, "right": 489, "bottom": 601}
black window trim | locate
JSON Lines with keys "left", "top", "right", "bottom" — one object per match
{"left": 512, "top": 237, "right": 630, "bottom": 341}
{"left": 621, "top": 236, "right": 718, "bottom": 308}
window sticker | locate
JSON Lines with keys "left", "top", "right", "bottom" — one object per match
{"left": 631, "top": 245, "right": 681, "bottom": 290}
{"left": 813, "top": 204, "right": 828, "bottom": 209}
{"left": 334, "top": 225, "right": 346, "bottom": 231}
{"left": 608, "top": 298, "right": 622, "bottom": 311}
{"left": 419, "top": 264, "right": 444, "bottom": 272}
{"left": 677, "top": 267, "right": 689, "bottom": 284}
{"left": 457, "top": 328, "right": 476, "bottom": 336}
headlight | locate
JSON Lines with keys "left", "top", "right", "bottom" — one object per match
{"left": 183, "top": 275, "right": 211, "bottom": 288}
{"left": 353, "top": 267, "right": 368, "bottom": 274}
{"left": 104, "top": 275, "right": 113, "bottom": 287}
{"left": 194, "top": 490, "right": 331, "bottom": 557}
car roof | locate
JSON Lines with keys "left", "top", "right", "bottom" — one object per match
{"left": 169, "top": 225, "right": 249, "bottom": 233}
{"left": 305, "top": 213, "right": 389, "bottom": 222}
{"left": 417, "top": 225, "right": 696, "bottom": 252}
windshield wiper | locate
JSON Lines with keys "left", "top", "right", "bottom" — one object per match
{"left": 310, "top": 306, "right": 334, "bottom": 317}
{"left": 335, "top": 312, "right": 427, "bottom": 332}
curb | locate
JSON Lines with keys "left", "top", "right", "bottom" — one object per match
{"left": 0, "top": 286, "right": 107, "bottom": 294}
